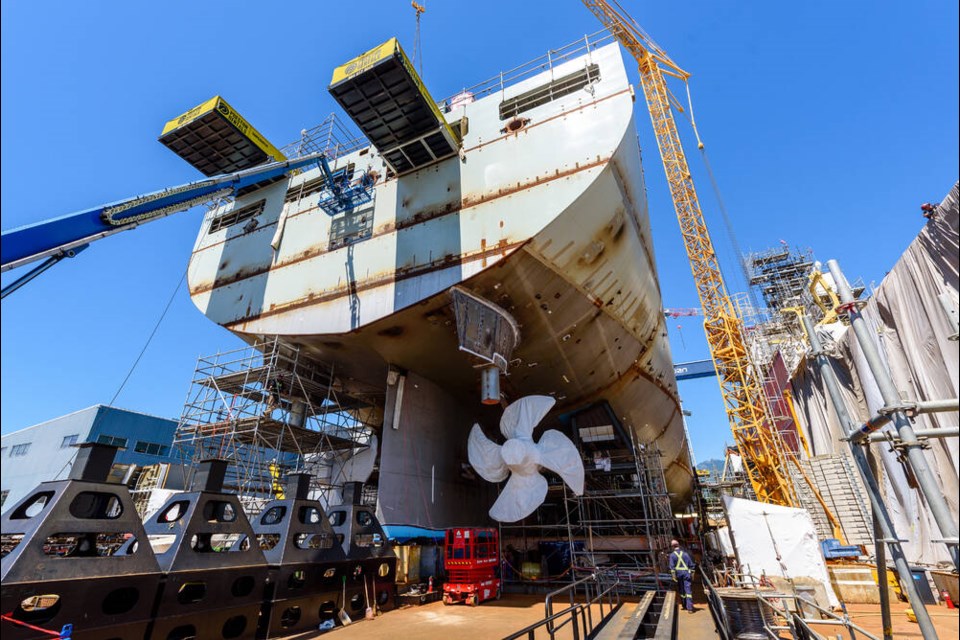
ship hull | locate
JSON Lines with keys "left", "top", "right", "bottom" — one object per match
{"left": 187, "top": 41, "right": 693, "bottom": 518}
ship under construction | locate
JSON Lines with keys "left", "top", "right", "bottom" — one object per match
{"left": 1, "top": 3, "right": 957, "bottom": 640}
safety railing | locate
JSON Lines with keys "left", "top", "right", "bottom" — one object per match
{"left": 503, "top": 602, "right": 600, "bottom": 640}
{"left": 757, "top": 593, "right": 881, "bottom": 640}
{"left": 702, "top": 567, "right": 881, "bottom": 640}
{"left": 441, "top": 29, "right": 615, "bottom": 105}
{"left": 279, "top": 113, "right": 367, "bottom": 161}
{"left": 504, "top": 571, "right": 621, "bottom": 640}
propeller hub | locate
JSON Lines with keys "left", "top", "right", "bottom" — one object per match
{"left": 501, "top": 438, "right": 538, "bottom": 469}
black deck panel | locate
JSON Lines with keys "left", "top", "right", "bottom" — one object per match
{"left": 329, "top": 38, "right": 458, "bottom": 174}
{"left": 159, "top": 96, "right": 286, "bottom": 177}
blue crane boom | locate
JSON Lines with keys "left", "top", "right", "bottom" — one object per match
{"left": 1, "top": 152, "right": 327, "bottom": 275}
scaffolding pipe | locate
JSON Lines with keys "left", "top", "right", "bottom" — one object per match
{"left": 828, "top": 258, "right": 960, "bottom": 573}
{"left": 851, "top": 398, "right": 960, "bottom": 441}
{"left": 799, "top": 313, "right": 938, "bottom": 639}
{"left": 867, "top": 450, "right": 894, "bottom": 640}
{"left": 868, "top": 427, "right": 960, "bottom": 443}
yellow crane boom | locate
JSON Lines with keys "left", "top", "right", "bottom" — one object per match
{"left": 581, "top": 0, "right": 797, "bottom": 506}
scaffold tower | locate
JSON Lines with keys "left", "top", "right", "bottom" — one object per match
{"left": 173, "top": 338, "right": 381, "bottom": 514}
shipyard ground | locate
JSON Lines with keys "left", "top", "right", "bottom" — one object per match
{"left": 273, "top": 592, "right": 718, "bottom": 640}
{"left": 279, "top": 593, "right": 641, "bottom": 639}
{"left": 807, "top": 602, "right": 959, "bottom": 639}
{"left": 276, "top": 587, "right": 960, "bottom": 640}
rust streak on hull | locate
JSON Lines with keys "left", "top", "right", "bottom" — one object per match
{"left": 190, "top": 156, "right": 611, "bottom": 297}
{"left": 221, "top": 240, "right": 527, "bottom": 328}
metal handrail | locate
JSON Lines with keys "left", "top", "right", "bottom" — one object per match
{"left": 503, "top": 601, "right": 595, "bottom": 640}
{"left": 528, "top": 570, "right": 622, "bottom": 640}
{"left": 441, "top": 29, "right": 616, "bottom": 104}
{"left": 756, "top": 592, "right": 881, "bottom": 640}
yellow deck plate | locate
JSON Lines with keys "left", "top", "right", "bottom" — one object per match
{"left": 159, "top": 96, "right": 285, "bottom": 176}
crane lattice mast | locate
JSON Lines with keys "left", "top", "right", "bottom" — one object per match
{"left": 581, "top": 0, "right": 797, "bottom": 506}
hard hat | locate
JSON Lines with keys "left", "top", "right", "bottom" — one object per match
{"left": 671, "top": 539, "right": 680, "bottom": 547}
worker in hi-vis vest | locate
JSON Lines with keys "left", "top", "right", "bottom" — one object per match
{"left": 669, "top": 539, "right": 695, "bottom": 612}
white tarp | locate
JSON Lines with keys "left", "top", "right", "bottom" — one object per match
{"left": 790, "top": 182, "right": 959, "bottom": 567}
{"left": 707, "top": 525, "right": 736, "bottom": 558}
{"left": 724, "top": 496, "right": 841, "bottom": 608}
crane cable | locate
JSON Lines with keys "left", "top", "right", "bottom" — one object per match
{"left": 675, "top": 78, "right": 760, "bottom": 310}
{"left": 411, "top": 1, "right": 426, "bottom": 76}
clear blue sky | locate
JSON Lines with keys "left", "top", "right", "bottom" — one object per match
{"left": 2, "top": 1, "right": 957, "bottom": 465}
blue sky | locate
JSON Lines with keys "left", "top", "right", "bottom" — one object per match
{"left": 2, "top": 1, "right": 957, "bottom": 465}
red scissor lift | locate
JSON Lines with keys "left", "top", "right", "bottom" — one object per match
{"left": 443, "top": 527, "right": 501, "bottom": 606}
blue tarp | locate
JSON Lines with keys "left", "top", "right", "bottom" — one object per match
{"left": 382, "top": 525, "right": 445, "bottom": 544}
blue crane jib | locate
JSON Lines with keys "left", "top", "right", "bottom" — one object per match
{"left": 1, "top": 153, "right": 326, "bottom": 274}
{"left": 673, "top": 359, "right": 717, "bottom": 381}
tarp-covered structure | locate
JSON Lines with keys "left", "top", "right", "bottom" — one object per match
{"left": 790, "top": 182, "right": 959, "bottom": 567}
{"left": 724, "top": 496, "right": 841, "bottom": 608}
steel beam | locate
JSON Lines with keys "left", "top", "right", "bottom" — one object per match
{"left": 868, "top": 427, "right": 960, "bottom": 443}
{"left": 851, "top": 398, "right": 960, "bottom": 441}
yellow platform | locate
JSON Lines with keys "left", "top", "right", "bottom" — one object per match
{"left": 329, "top": 38, "right": 459, "bottom": 175}
{"left": 159, "top": 96, "right": 285, "bottom": 176}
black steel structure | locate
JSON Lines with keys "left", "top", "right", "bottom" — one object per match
{"left": 1, "top": 454, "right": 398, "bottom": 640}
{"left": 1, "top": 444, "right": 163, "bottom": 640}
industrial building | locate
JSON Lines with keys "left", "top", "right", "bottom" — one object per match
{"left": 0, "top": 405, "right": 181, "bottom": 510}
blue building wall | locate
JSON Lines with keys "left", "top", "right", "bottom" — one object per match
{"left": 1, "top": 405, "right": 180, "bottom": 512}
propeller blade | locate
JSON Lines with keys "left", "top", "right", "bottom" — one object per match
{"left": 468, "top": 424, "right": 508, "bottom": 483}
{"left": 537, "top": 430, "right": 585, "bottom": 495}
{"left": 489, "top": 471, "right": 548, "bottom": 522}
{"left": 500, "top": 395, "right": 556, "bottom": 440}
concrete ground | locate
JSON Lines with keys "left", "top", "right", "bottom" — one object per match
{"left": 279, "top": 585, "right": 960, "bottom": 639}
{"left": 806, "top": 602, "right": 958, "bottom": 639}
{"left": 677, "top": 577, "right": 721, "bottom": 640}
{"left": 677, "top": 604, "right": 720, "bottom": 639}
{"left": 285, "top": 593, "right": 634, "bottom": 640}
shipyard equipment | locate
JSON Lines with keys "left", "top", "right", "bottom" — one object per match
{"left": 249, "top": 473, "right": 349, "bottom": 637}
{"left": 0, "top": 153, "right": 325, "bottom": 284}
{"left": 325, "top": 482, "right": 398, "bottom": 614}
{"left": 0, "top": 450, "right": 398, "bottom": 639}
{"left": 328, "top": 38, "right": 460, "bottom": 175}
{"left": 159, "top": 96, "right": 286, "bottom": 177}
{"left": 134, "top": 459, "right": 270, "bottom": 640}
{"left": 442, "top": 528, "right": 500, "bottom": 606}
{"left": 581, "top": 0, "right": 798, "bottom": 506}
{"left": 0, "top": 444, "right": 163, "bottom": 640}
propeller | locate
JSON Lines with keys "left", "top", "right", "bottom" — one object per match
{"left": 468, "top": 395, "right": 584, "bottom": 522}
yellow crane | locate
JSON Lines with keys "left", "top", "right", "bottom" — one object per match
{"left": 581, "top": 0, "right": 798, "bottom": 506}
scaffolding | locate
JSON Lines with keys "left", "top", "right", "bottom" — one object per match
{"left": 498, "top": 403, "right": 673, "bottom": 593}
{"left": 279, "top": 113, "right": 367, "bottom": 161}
{"left": 567, "top": 442, "right": 674, "bottom": 590}
{"left": 695, "top": 448, "right": 756, "bottom": 526}
{"left": 735, "top": 246, "right": 876, "bottom": 546}
{"left": 172, "top": 338, "right": 381, "bottom": 514}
